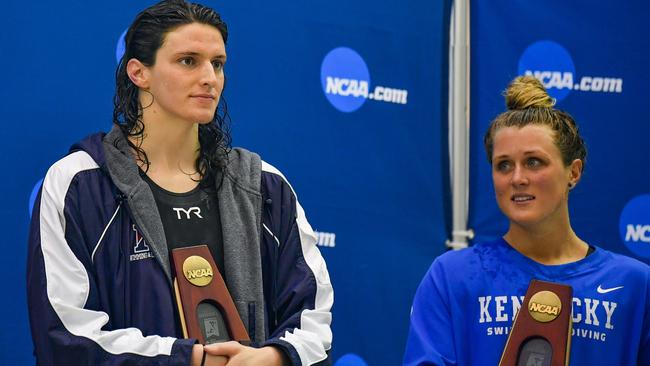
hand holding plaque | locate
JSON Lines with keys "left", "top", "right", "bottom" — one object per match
{"left": 171, "top": 245, "right": 250, "bottom": 345}
{"left": 499, "top": 280, "right": 573, "bottom": 366}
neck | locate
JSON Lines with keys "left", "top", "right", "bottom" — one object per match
{"left": 129, "top": 103, "right": 202, "bottom": 192}
{"left": 504, "top": 214, "right": 588, "bottom": 265}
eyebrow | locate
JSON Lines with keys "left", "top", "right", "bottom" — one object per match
{"left": 493, "top": 150, "right": 548, "bottom": 160}
{"left": 522, "top": 150, "right": 549, "bottom": 156}
{"left": 174, "top": 51, "right": 226, "bottom": 59}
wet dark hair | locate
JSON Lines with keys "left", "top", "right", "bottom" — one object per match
{"left": 113, "top": 0, "right": 231, "bottom": 186}
{"left": 484, "top": 76, "right": 587, "bottom": 172}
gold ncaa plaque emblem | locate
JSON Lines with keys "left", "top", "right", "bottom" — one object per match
{"left": 528, "top": 290, "right": 562, "bottom": 323}
{"left": 182, "top": 256, "right": 213, "bottom": 287}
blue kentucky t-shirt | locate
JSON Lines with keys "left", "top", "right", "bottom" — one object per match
{"left": 403, "top": 238, "right": 650, "bottom": 366}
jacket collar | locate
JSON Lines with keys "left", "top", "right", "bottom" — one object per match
{"left": 102, "top": 126, "right": 267, "bottom": 342}
{"left": 103, "top": 126, "right": 173, "bottom": 283}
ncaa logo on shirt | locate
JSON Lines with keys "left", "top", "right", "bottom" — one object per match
{"left": 130, "top": 225, "right": 154, "bottom": 261}
{"left": 619, "top": 194, "right": 650, "bottom": 258}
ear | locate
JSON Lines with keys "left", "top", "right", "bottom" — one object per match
{"left": 568, "top": 159, "right": 583, "bottom": 188}
{"left": 126, "top": 58, "right": 150, "bottom": 89}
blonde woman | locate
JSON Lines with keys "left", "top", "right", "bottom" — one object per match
{"left": 403, "top": 76, "right": 649, "bottom": 366}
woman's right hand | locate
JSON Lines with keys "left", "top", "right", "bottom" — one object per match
{"left": 192, "top": 344, "right": 228, "bottom": 366}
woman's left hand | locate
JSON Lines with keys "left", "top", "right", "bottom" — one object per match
{"left": 204, "top": 341, "right": 288, "bottom": 366}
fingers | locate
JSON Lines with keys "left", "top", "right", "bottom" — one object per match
{"left": 204, "top": 341, "right": 244, "bottom": 357}
{"left": 191, "top": 344, "right": 205, "bottom": 366}
{"left": 204, "top": 354, "right": 229, "bottom": 366}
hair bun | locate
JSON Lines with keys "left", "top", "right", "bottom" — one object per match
{"left": 504, "top": 75, "right": 555, "bottom": 110}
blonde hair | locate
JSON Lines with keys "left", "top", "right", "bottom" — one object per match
{"left": 484, "top": 76, "right": 587, "bottom": 170}
{"left": 504, "top": 76, "right": 555, "bottom": 110}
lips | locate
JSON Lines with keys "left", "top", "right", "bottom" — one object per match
{"left": 191, "top": 94, "right": 216, "bottom": 100}
{"left": 511, "top": 194, "right": 535, "bottom": 202}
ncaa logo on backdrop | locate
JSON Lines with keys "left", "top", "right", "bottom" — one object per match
{"left": 334, "top": 353, "right": 367, "bottom": 366}
{"left": 619, "top": 194, "right": 650, "bottom": 258}
{"left": 321, "top": 47, "right": 408, "bottom": 112}
{"left": 116, "top": 29, "right": 127, "bottom": 63}
{"left": 314, "top": 231, "right": 336, "bottom": 248}
{"left": 518, "top": 40, "right": 623, "bottom": 102}
{"left": 29, "top": 179, "right": 44, "bottom": 217}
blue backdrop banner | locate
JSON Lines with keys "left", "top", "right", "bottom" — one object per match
{"left": 470, "top": 1, "right": 650, "bottom": 266}
{"left": 1, "top": 1, "right": 450, "bottom": 365}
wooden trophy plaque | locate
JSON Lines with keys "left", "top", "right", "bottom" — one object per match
{"left": 499, "top": 280, "right": 573, "bottom": 366}
{"left": 171, "top": 245, "right": 250, "bottom": 345}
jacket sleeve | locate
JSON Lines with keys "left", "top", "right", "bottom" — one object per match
{"left": 26, "top": 152, "right": 195, "bottom": 366}
{"left": 403, "top": 260, "right": 457, "bottom": 366}
{"left": 259, "top": 162, "right": 333, "bottom": 366}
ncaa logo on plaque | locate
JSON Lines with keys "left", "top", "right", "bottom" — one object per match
{"left": 528, "top": 291, "right": 562, "bottom": 323}
{"left": 619, "top": 194, "right": 650, "bottom": 258}
{"left": 183, "top": 256, "right": 214, "bottom": 287}
{"left": 519, "top": 40, "right": 623, "bottom": 103}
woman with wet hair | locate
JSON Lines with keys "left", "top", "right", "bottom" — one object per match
{"left": 403, "top": 76, "right": 649, "bottom": 366}
{"left": 27, "top": 1, "right": 333, "bottom": 365}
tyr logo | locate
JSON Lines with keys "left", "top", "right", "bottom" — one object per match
{"left": 173, "top": 207, "right": 203, "bottom": 220}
